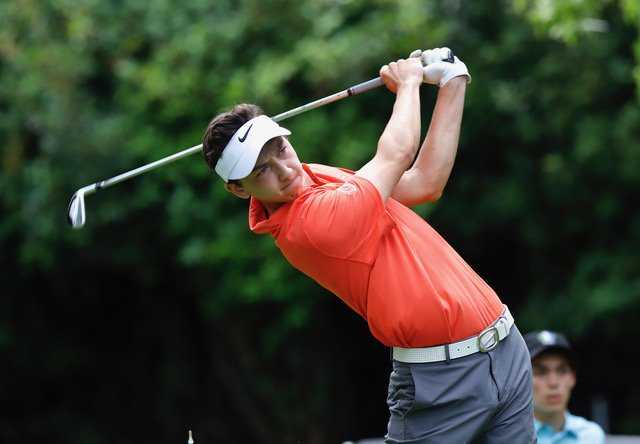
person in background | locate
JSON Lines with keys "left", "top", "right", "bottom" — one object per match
{"left": 524, "top": 330, "right": 605, "bottom": 444}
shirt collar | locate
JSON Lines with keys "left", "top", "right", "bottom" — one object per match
{"left": 534, "top": 412, "right": 579, "bottom": 438}
{"left": 563, "top": 412, "right": 581, "bottom": 437}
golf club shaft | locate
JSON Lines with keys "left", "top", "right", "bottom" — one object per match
{"left": 79, "top": 76, "right": 384, "bottom": 198}
{"left": 272, "top": 77, "right": 383, "bottom": 121}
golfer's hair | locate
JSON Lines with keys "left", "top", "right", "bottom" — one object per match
{"left": 202, "top": 103, "right": 264, "bottom": 175}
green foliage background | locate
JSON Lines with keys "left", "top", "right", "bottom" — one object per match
{"left": 1, "top": 0, "right": 639, "bottom": 442}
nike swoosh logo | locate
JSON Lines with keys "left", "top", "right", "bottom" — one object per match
{"left": 238, "top": 124, "right": 253, "bottom": 142}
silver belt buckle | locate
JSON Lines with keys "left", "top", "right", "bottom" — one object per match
{"left": 478, "top": 325, "right": 500, "bottom": 352}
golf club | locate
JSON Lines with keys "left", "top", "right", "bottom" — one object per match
{"left": 67, "top": 76, "right": 384, "bottom": 229}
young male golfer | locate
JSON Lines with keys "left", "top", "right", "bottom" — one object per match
{"left": 202, "top": 48, "right": 535, "bottom": 443}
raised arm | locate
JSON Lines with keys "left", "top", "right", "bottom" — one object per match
{"left": 388, "top": 50, "right": 470, "bottom": 206}
{"left": 356, "top": 58, "right": 423, "bottom": 201}
{"left": 391, "top": 76, "right": 467, "bottom": 205}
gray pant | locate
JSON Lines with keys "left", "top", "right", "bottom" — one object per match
{"left": 385, "top": 326, "right": 535, "bottom": 444}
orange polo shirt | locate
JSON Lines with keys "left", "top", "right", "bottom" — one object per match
{"left": 249, "top": 163, "right": 504, "bottom": 347}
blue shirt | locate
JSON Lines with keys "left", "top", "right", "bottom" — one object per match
{"left": 535, "top": 412, "right": 605, "bottom": 444}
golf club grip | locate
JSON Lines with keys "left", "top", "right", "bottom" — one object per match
{"left": 348, "top": 77, "right": 384, "bottom": 96}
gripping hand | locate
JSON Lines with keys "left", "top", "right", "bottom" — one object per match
{"left": 409, "top": 47, "right": 471, "bottom": 87}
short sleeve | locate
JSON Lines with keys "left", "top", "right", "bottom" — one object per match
{"left": 297, "top": 175, "right": 394, "bottom": 262}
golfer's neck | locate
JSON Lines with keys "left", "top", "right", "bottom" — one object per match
{"left": 263, "top": 201, "right": 284, "bottom": 216}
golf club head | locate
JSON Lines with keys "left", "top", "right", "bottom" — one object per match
{"left": 67, "top": 191, "right": 86, "bottom": 229}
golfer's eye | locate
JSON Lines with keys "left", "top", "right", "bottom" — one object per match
{"left": 279, "top": 144, "right": 286, "bottom": 154}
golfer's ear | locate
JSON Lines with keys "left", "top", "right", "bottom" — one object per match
{"left": 225, "top": 181, "right": 250, "bottom": 199}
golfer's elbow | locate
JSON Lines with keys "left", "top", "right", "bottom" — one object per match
{"left": 424, "top": 187, "right": 443, "bottom": 202}
{"left": 415, "top": 172, "right": 446, "bottom": 202}
{"left": 400, "top": 184, "right": 442, "bottom": 207}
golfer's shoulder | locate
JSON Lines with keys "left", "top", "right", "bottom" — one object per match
{"left": 306, "top": 163, "right": 379, "bottom": 196}
{"left": 289, "top": 173, "right": 389, "bottom": 251}
{"left": 306, "top": 163, "right": 355, "bottom": 181}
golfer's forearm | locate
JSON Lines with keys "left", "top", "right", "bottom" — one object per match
{"left": 411, "top": 78, "right": 466, "bottom": 196}
{"left": 377, "top": 83, "right": 421, "bottom": 166}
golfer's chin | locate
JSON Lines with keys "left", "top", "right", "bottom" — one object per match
{"left": 280, "top": 175, "right": 303, "bottom": 199}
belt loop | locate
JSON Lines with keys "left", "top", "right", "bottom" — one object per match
{"left": 390, "top": 347, "right": 394, "bottom": 362}
{"left": 445, "top": 344, "right": 451, "bottom": 363}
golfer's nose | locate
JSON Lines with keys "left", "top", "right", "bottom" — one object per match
{"left": 275, "top": 161, "right": 294, "bottom": 180}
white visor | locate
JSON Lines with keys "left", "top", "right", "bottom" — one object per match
{"left": 214, "top": 115, "right": 291, "bottom": 182}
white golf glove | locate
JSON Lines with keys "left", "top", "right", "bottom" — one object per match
{"left": 409, "top": 47, "right": 471, "bottom": 87}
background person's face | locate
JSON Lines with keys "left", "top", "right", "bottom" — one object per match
{"left": 532, "top": 353, "right": 576, "bottom": 415}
